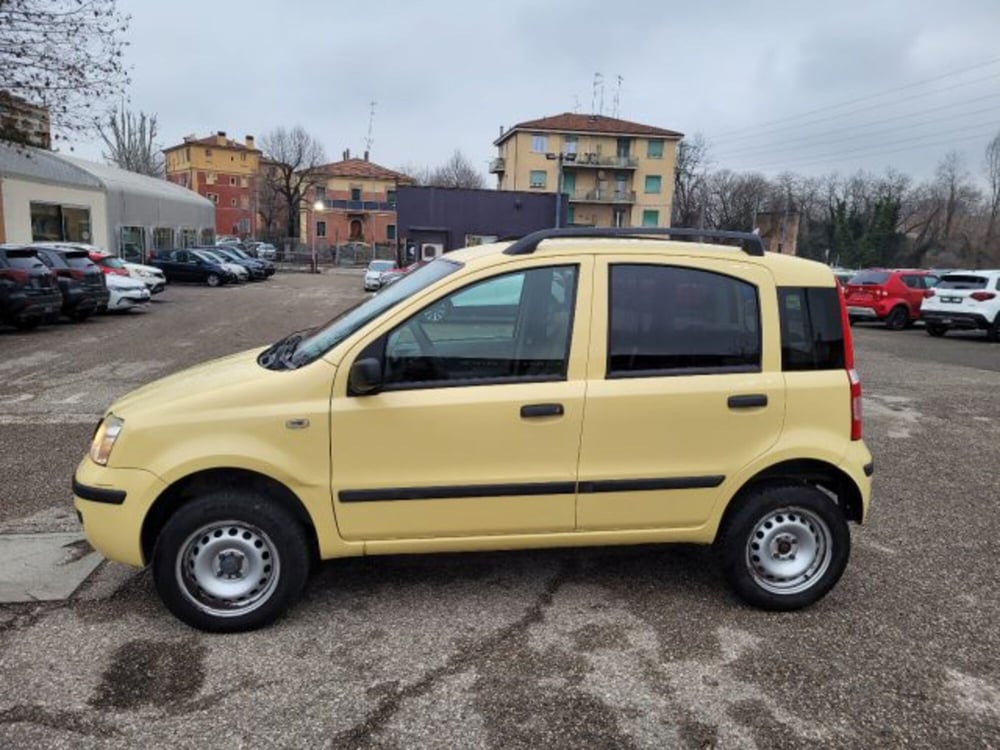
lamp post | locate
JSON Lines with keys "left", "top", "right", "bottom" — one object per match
{"left": 545, "top": 151, "right": 576, "bottom": 228}
{"left": 311, "top": 199, "right": 323, "bottom": 274}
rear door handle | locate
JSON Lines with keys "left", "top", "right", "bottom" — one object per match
{"left": 728, "top": 394, "right": 768, "bottom": 409}
{"left": 520, "top": 403, "right": 564, "bottom": 419}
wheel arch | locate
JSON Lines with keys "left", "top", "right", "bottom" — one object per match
{"left": 715, "top": 458, "right": 864, "bottom": 543}
{"left": 140, "top": 467, "right": 319, "bottom": 565}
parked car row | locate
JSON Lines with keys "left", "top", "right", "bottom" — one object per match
{"left": 216, "top": 237, "right": 277, "bottom": 260}
{"left": 842, "top": 267, "right": 1000, "bottom": 340}
{"left": 148, "top": 247, "right": 275, "bottom": 287}
{"left": 364, "top": 259, "right": 428, "bottom": 291}
{"left": 0, "top": 243, "right": 152, "bottom": 331}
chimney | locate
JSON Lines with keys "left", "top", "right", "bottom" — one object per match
{"left": 183, "top": 134, "right": 196, "bottom": 143}
{"left": 364, "top": 150, "right": 369, "bottom": 162}
{"left": 499, "top": 125, "right": 504, "bottom": 137}
{"left": 344, "top": 148, "right": 351, "bottom": 160}
{"left": 245, "top": 135, "right": 255, "bottom": 149}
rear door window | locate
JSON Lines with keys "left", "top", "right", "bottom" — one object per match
{"left": 607, "top": 264, "right": 761, "bottom": 377}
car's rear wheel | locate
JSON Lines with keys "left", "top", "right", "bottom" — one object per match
{"left": 988, "top": 315, "right": 1000, "bottom": 342}
{"left": 925, "top": 323, "right": 947, "bottom": 337}
{"left": 152, "top": 490, "right": 310, "bottom": 632}
{"left": 719, "top": 485, "right": 850, "bottom": 611}
{"left": 206, "top": 273, "right": 221, "bottom": 287}
{"left": 885, "top": 306, "right": 908, "bottom": 330}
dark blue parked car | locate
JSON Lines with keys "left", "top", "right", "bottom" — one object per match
{"left": 150, "top": 249, "right": 236, "bottom": 287}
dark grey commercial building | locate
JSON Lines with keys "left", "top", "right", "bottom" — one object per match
{"left": 395, "top": 185, "right": 563, "bottom": 262}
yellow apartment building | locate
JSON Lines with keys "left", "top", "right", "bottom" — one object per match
{"left": 164, "top": 131, "right": 262, "bottom": 237}
{"left": 491, "top": 113, "right": 682, "bottom": 228}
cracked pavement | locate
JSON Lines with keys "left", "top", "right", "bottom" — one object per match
{"left": 1, "top": 273, "right": 999, "bottom": 748}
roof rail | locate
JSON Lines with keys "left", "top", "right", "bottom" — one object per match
{"left": 503, "top": 227, "right": 765, "bottom": 257}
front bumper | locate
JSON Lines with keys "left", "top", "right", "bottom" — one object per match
{"left": 921, "top": 310, "right": 991, "bottom": 330}
{"left": 73, "top": 459, "right": 168, "bottom": 567}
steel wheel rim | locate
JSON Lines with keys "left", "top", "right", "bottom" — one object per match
{"left": 745, "top": 506, "right": 832, "bottom": 595}
{"left": 175, "top": 520, "right": 280, "bottom": 618}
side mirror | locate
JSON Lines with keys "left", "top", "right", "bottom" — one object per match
{"left": 349, "top": 357, "right": 383, "bottom": 396}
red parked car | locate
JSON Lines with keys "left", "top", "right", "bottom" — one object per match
{"left": 85, "top": 251, "right": 130, "bottom": 277}
{"left": 844, "top": 269, "right": 940, "bottom": 329}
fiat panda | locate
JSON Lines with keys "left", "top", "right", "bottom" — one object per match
{"left": 74, "top": 228, "right": 873, "bottom": 632}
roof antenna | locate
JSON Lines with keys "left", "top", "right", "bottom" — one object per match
{"left": 591, "top": 73, "right": 603, "bottom": 116}
{"left": 612, "top": 75, "right": 623, "bottom": 118}
{"left": 573, "top": 94, "right": 581, "bottom": 114}
{"left": 364, "top": 100, "right": 376, "bottom": 156}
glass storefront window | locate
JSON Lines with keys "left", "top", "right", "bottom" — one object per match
{"left": 120, "top": 226, "right": 146, "bottom": 263}
{"left": 153, "top": 227, "right": 174, "bottom": 250}
{"left": 180, "top": 229, "right": 197, "bottom": 248}
{"left": 30, "top": 202, "right": 92, "bottom": 243}
{"left": 200, "top": 229, "right": 215, "bottom": 245}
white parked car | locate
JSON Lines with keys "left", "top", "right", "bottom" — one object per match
{"left": 105, "top": 273, "right": 151, "bottom": 312}
{"left": 364, "top": 260, "right": 396, "bottom": 291}
{"left": 122, "top": 262, "right": 167, "bottom": 294}
{"left": 254, "top": 243, "right": 277, "bottom": 260}
{"left": 920, "top": 269, "right": 1000, "bottom": 340}
{"left": 194, "top": 249, "right": 249, "bottom": 283}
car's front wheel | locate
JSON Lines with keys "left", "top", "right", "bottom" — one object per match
{"left": 152, "top": 490, "right": 310, "bottom": 632}
{"left": 719, "top": 485, "right": 850, "bottom": 611}
{"left": 206, "top": 272, "right": 221, "bottom": 287}
{"left": 925, "top": 323, "right": 947, "bottom": 337}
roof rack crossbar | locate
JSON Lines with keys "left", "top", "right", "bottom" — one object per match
{"left": 503, "top": 227, "right": 765, "bottom": 257}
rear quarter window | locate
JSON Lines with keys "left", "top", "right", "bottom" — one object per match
{"left": 778, "top": 287, "right": 845, "bottom": 371}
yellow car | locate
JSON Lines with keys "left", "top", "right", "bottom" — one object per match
{"left": 73, "top": 228, "right": 873, "bottom": 632}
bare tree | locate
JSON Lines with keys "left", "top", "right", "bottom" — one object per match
{"left": 97, "top": 108, "right": 163, "bottom": 176}
{"left": 396, "top": 162, "right": 432, "bottom": 186}
{"left": 0, "top": 0, "right": 131, "bottom": 141}
{"left": 672, "top": 134, "right": 711, "bottom": 227}
{"left": 259, "top": 126, "right": 327, "bottom": 240}
{"left": 984, "top": 131, "right": 1000, "bottom": 263}
{"left": 427, "top": 151, "right": 486, "bottom": 189}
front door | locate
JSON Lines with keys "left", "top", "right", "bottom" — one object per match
{"left": 576, "top": 258, "right": 784, "bottom": 531}
{"left": 331, "top": 260, "right": 592, "bottom": 540}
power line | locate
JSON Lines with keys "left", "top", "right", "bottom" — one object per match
{"left": 732, "top": 128, "right": 997, "bottom": 173}
{"left": 715, "top": 100, "right": 1000, "bottom": 160}
{"left": 708, "top": 54, "right": 1000, "bottom": 140}
{"left": 711, "top": 72, "right": 1000, "bottom": 146}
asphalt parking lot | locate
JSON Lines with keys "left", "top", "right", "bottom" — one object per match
{"left": 1, "top": 271, "right": 999, "bottom": 748}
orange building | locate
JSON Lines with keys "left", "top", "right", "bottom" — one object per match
{"left": 164, "top": 132, "right": 261, "bottom": 237}
{"left": 302, "top": 151, "right": 412, "bottom": 247}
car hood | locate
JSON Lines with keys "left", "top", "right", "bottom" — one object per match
{"left": 106, "top": 275, "right": 147, "bottom": 291}
{"left": 108, "top": 348, "right": 336, "bottom": 422}
{"left": 125, "top": 262, "right": 163, "bottom": 275}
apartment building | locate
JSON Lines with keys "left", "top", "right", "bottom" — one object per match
{"left": 302, "top": 150, "right": 412, "bottom": 247}
{"left": 164, "top": 132, "right": 261, "bottom": 237}
{"left": 491, "top": 113, "right": 682, "bottom": 229}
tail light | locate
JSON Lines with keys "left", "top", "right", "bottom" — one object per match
{"left": 0, "top": 268, "right": 29, "bottom": 284}
{"left": 970, "top": 292, "right": 996, "bottom": 302}
{"left": 69, "top": 269, "right": 87, "bottom": 281}
{"left": 837, "top": 283, "right": 862, "bottom": 441}
{"left": 923, "top": 289, "right": 935, "bottom": 298}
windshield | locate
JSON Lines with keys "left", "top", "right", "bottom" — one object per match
{"left": 229, "top": 247, "right": 252, "bottom": 260}
{"left": 288, "top": 258, "right": 462, "bottom": 368}
{"left": 214, "top": 249, "right": 238, "bottom": 261}
{"left": 937, "top": 274, "right": 988, "bottom": 290}
{"left": 368, "top": 260, "right": 394, "bottom": 272}
{"left": 99, "top": 256, "right": 127, "bottom": 269}
{"left": 195, "top": 250, "right": 224, "bottom": 264}
{"left": 849, "top": 271, "right": 890, "bottom": 285}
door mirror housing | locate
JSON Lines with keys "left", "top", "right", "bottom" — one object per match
{"left": 349, "top": 357, "right": 383, "bottom": 396}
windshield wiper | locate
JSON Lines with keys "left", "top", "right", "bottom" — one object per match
{"left": 258, "top": 329, "right": 311, "bottom": 370}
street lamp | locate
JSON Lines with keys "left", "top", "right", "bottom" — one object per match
{"left": 311, "top": 199, "right": 323, "bottom": 274}
{"left": 545, "top": 151, "right": 576, "bottom": 228}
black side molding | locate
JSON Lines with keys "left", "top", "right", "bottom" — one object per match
{"left": 578, "top": 476, "right": 725, "bottom": 493}
{"left": 72, "top": 477, "right": 126, "bottom": 505}
{"left": 339, "top": 481, "right": 577, "bottom": 503}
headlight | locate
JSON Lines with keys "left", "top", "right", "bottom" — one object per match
{"left": 90, "top": 415, "right": 124, "bottom": 466}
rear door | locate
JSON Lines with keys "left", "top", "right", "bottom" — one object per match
{"left": 576, "top": 257, "right": 784, "bottom": 531}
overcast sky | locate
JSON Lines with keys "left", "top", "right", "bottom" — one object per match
{"left": 71, "top": 0, "right": 1000, "bottom": 185}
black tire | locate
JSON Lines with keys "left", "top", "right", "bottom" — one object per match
{"left": 14, "top": 318, "right": 40, "bottom": 331}
{"left": 988, "top": 315, "right": 1000, "bottom": 343}
{"left": 152, "top": 490, "right": 310, "bottom": 632}
{"left": 71, "top": 310, "right": 91, "bottom": 323}
{"left": 884, "top": 306, "right": 908, "bottom": 331}
{"left": 925, "top": 323, "right": 947, "bottom": 338}
{"left": 718, "top": 484, "right": 850, "bottom": 611}
{"left": 206, "top": 273, "right": 221, "bottom": 288}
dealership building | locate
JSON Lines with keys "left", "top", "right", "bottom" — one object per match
{"left": 0, "top": 142, "right": 214, "bottom": 262}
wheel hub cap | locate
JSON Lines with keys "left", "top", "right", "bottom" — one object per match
{"left": 176, "top": 521, "right": 280, "bottom": 617}
{"left": 746, "top": 506, "right": 833, "bottom": 595}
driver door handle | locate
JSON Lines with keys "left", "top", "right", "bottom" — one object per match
{"left": 520, "top": 403, "right": 564, "bottom": 419}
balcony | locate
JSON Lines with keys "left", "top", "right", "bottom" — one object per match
{"left": 568, "top": 189, "right": 636, "bottom": 204}
{"left": 323, "top": 199, "right": 395, "bottom": 211}
{"left": 565, "top": 153, "right": 638, "bottom": 170}
{"left": 489, "top": 157, "right": 505, "bottom": 173}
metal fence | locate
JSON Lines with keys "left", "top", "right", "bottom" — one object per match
{"left": 267, "top": 239, "right": 398, "bottom": 269}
